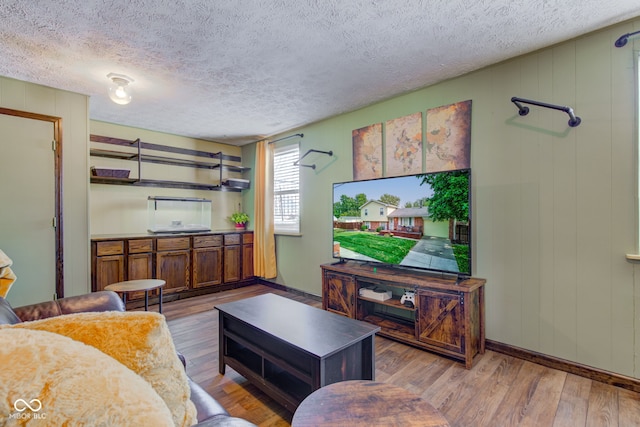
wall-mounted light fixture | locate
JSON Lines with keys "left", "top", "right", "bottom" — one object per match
{"left": 107, "top": 73, "right": 134, "bottom": 105}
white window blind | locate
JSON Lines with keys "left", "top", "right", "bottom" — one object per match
{"left": 273, "top": 143, "right": 300, "bottom": 233}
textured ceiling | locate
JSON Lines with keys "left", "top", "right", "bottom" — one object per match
{"left": 1, "top": 1, "right": 639, "bottom": 145}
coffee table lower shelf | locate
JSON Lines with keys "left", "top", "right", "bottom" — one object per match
{"left": 222, "top": 330, "right": 313, "bottom": 409}
{"left": 224, "top": 355, "right": 311, "bottom": 410}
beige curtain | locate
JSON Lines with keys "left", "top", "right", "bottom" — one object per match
{"left": 253, "top": 140, "right": 277, "bottom": 278}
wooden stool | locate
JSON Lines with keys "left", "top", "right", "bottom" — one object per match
{"left": 105, "top": 279, "right": 165, "bottom": 313}
{"left": 292, "top": 380, "right": 450, "bottom": 427}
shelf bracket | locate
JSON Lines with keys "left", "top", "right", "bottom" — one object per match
{"left": 294, "top": 149, "right": 333, "bottom": 170}
{"left": 511, "top": 97, "right": 581, "bottom": 127}
{"left": 133, "top": 138, "right": 141, "bottom": 182}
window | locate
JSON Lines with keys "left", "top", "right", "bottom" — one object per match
{"left": 379, "top": 207, "right": 384, "bottom": 215}
{"left": 364, "top": 208, "right": 368, "bottom": 216}
{"left": 273, "top": 143, "right": 300, "bottom": 234}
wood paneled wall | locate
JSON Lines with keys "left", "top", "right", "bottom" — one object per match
{"left": 244, "top": 18, "right": 640, "bottom": 378}
{"left": 0, "top": 76, "right": 90, "bottom": 299}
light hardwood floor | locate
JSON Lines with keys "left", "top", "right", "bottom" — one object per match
{"left": 163, "top": 285, "right": 640, "bottom": 427}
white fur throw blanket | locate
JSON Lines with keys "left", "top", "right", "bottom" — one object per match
{"left": 0, "top": 328, "right": 175, "bottom": 426}
{"left": 0, "top": 311, "right": 197, "bottom": 426}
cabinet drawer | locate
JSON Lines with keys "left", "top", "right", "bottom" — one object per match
{"left": 224, "top": 234, "right": 241, "bottom": 245}
{"left": 128, "top": 239, "right": 153, "bottom": 253}
{"left": 96, "top": 241, "right": 124, "bottom": 256}
{"left": 242, "top": 232, "right": 254, "bottom": 244}
{"left": 157, "top": 237, "right": 190, "bottom": 251}
{"left": 193, "top": 235, "right": 223, "bottom": 248}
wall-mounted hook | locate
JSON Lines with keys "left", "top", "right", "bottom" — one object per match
{"left": 511, "top": 97, "right": 581, "bottom": 127}
{"left": 294, "top": 149, "right": 333, "bottom": 169}
{"left": 614, "top": 30, "right": 640, "bottom": 48}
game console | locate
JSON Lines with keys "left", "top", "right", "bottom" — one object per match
{"left": 359, "top": 287, "right": 392, "bottom": 301}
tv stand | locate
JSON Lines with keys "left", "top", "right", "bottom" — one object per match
{"left": 321, "top": 261, "right": 486, "bottom": 368}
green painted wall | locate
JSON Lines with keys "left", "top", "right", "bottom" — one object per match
{"left": 244, "top": 19, "right": 640, "bottom": 378}
{"left": 0, "top": 76, "right": 90, "bottom": 300}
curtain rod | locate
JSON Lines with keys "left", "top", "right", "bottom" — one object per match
{"left": 267, "top": 133, "right": 304, "bottom": 144}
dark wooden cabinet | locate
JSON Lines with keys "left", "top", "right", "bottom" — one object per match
{"left": 242, "top": 232, "right": 253, "bottom": 280}
{"left": 127, "top": 254, "right": 153, "bottom": 280}
{"left": 94, "top": 255, "right": 124, "bottom": 292}
{"left": 417, "top": 289, "right": 465, "bottom": 354}
{"left": 91, "top": 231, "right": 254, "bottom": 297}
{"left": 92, "top": 241, "right": 125, "bottom": 292}
{"left": 323, "top": 271, "right": 356, "bottom": 318}
{"left": 223, "top": 234, "right": 241, "bottom": 283}
{"left": 192, "top": 235, "right": 223, "bottom": 288}
{"left": 321, "top": 261, "right": 485, "bottom": 369}
{"left": 126, "top": 239, "right": 154, "bottom": 299}
{"left": 156, "top": 237, "right": 191, "bottom": 294}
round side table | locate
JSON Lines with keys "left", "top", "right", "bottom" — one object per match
{"left": 105, "top": 279, "right": 166, "bottom": 313}
{"left": 292, "top": 380, "right": 450, "bottom": 427}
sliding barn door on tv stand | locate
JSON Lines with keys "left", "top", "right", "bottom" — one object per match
{"left": 321, "top": 261, "right": 486, "bottom": 369}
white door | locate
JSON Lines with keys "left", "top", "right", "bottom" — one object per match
{"left": 0, "top": 113, "right": 56, "bottom": 306}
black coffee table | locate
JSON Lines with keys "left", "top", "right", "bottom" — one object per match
{"left": 216, "top": 293, "right": 380, "bottom": 411}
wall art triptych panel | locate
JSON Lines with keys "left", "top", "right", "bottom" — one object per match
{"left": 352, "top": 123, "right": 382, "bottom": 181}
{"left": 351, "top": 100, "right": 471, "bottom": 178}
{"left": 385, "top": 112, "right": 423, "bottom": 176}
{"left": 425, "top": 100, "right": 472, "bottom": 172}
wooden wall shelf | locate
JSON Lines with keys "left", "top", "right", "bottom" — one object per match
{"left": 89, "top": 176, "right": 242, "bottom": 191}
{"left": 89, "top": 134, "right": 250, "bottom": 191}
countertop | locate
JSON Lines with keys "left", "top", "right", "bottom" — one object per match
{"left": 91, "top": 229, "right": 251, "bottom": 240}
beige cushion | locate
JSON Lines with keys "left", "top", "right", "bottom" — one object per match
{"left": 0, "top": 328, "right": 174, "bottom": 426}
{"left": 0, "top": 249, "right": 16, "bottom": 298}
{"left": 3, "top": 311, "right": 197, "bottom": 426}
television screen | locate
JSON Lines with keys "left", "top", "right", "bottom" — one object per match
{"left": 332, "top": 168, "right": 471, "bottom": 277}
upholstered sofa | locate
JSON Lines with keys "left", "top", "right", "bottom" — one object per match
{"left": 0, "top": 291, "right": 255, "bottom": 427}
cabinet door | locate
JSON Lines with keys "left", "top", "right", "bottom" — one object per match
{"left": 94, "top": 255, "right": 125, "bottom": 292}
{"left": 193, "top": 247, "right": 223, "bottom": 288}
{"left": 156, "top": 250, "right": 190, "bottom": 293}
{"left": 224, "top": 245, "right": 241, "bottom": 283}
{"left": 128, "top": 253, "right": 153, "bottom": 280}
{"left": 417, "top": 290, "right": 464, "bottom": 354}
{"left": 242, "top": 243, "right": 254, "bottom": 280}
{"left": 323, "top": 272, "right": 356, "bottom": 318}
{"left": 126, "top": 253, "right": 154, "bottom": 300}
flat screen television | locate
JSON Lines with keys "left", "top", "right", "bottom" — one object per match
{"left": 332, "top": 168, "right": 471, "bottom": 278}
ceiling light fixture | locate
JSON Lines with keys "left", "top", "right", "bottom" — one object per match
{"left": 107, "top": 73, "right": 134, "bottom": 105}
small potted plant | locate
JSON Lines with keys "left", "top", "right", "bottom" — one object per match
{"left": 230, "top": 212, "right": 249, "bottom": 230}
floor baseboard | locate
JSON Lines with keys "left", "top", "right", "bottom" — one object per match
{"left": 258, "top": 280, "right": 640, "bottom": 393}
{"left": 258, "top": 278, "right": 322, "bottom": 302}
{"left": 486, "top": 339, "right": 640, "bottom": 393}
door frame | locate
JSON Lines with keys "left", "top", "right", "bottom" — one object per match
{"left": 0, "top": 107, "right": 63, "bottom": 298}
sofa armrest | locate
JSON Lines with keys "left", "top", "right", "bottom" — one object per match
{"left": 194, "top": 415, "right": 258, "bottom": 426}
{"left": 13, "top": 291, "right": 125, "bottom": 322}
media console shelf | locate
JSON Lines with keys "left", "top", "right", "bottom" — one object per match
{"left": 321, "top": 261, "right": 486, "bottom": 369}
